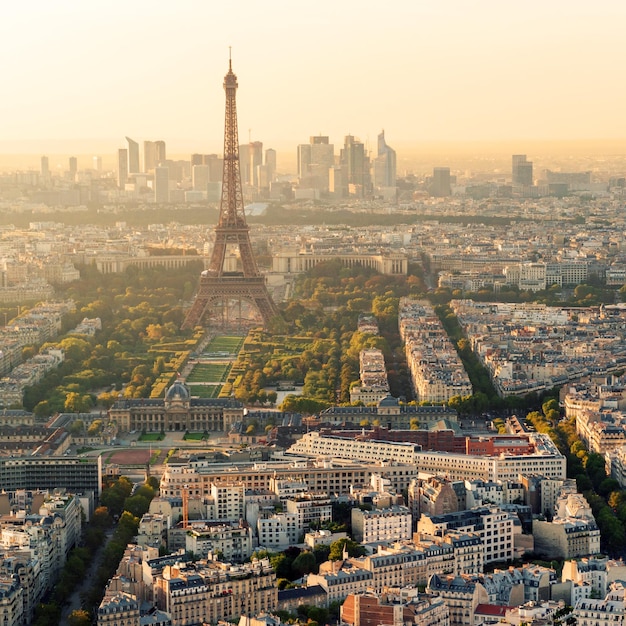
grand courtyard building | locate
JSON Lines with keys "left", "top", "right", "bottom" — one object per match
{"left": 109, "top": 382, "right": 244, "bottom": 433}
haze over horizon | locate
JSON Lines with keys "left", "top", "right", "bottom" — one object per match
{"left": 2, "top": 0, "right": 626, "bottom": 162}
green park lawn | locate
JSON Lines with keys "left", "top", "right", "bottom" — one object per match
{"left": 187, "top": 363, "right": 230, "bottom": 383}
{"left": 183, "top": 432, "right": 209, "bottom": 441}
{"left": 187, "top": 384, "right": 222, "bottom": 398}
{"left": 205, "top": 335, "right": 244, "bottom": 353}
{"left": 138, "top": 432, "right": 165, "bottom": 441}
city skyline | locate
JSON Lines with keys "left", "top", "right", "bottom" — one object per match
{"left": 2, "top": 0, "right": 626, "bottom": 158}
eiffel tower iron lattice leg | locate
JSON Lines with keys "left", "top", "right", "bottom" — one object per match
{"left": 182, "top": 55, "right": 279, "bottom": 330}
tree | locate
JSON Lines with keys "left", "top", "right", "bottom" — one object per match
{"left": 65, "top": 392, "right": 92, "bottom": 413}
{"left": 68, "top": 609, "right": 91, "bottom": 626}
{"left": 269, "top": 553, "right": 292, "bottom": 579}
{"left": 92, "top": 506, "right": 113, "bottom": 529}
{"left": 68, "top": 419, "right": 85, "bottom": 436}
{"left": 124, "top": 494, "right": 150, "bottom": 518}
{"left": 87, "top": 419, "right": 103, "bottom": 435}
{"left": 292, "top": 550, "right": 317, "bottom": 576}
{"left": 328, "top": 538, "right": 367, "bottom": 560}
{"left": 33, "top": 400, "right": 53, "bottom": 418}
{"left": 99, "top": 489, "right": 124, "bottom": 517}
{"left": 313, "top": 544, "right": 331, "bottom": 565}
{"left": 22, "top": 345, "right": 37, "bottom": 360}
{"left": 33, "top": 603, "right": 61, "bottom": 626}
{"left": 308, "top": 606, "right": 329, "bottom": 625}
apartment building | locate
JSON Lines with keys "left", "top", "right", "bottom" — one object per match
{"left": 341, "top": 592, "right": 450, "bottom": 626}
{"left": 97, "top": 591, "right": 140, "bottom": 626}
{"left": 418, "top": 507, "right": 515, "bottom": 564}
{"left": 154, "top": 558, "right": 277, "bottom": 625}
{"left": 160, "top": 460, "right": 420, "bottom": 499}
{"left": 257, "top": 513, "right": 299, "bottom": 550}
{"left": 399, "top": 299, "right": 472, "bottom": 403}
{"left": 426, "top": 574, "right": 489, "bottom": 626}
{"left": 533, "top": 487, "right": 600, "bottom": 559}
{"left": 285, "top": 494, "right": 332, "bottom": 535}
{"left": 287, "top": 433, "right": 566, "bottom": 483}
{"left": 183, "top": 521, "right": 253, "bottom": 563}
{"left": 351, "top": 506, "right": 412, "bottom": 544}
{"left": 574, "top": 585, "right": 626, "bottom": 626}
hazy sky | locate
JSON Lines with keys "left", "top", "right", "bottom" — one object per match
{"left": 2, "top": 0, "right": 626, "bottom": 155}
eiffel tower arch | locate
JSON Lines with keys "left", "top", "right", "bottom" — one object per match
{"left": 182, "top": 58, "right": 279, "bottom": 330}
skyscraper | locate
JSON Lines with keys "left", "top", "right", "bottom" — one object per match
{"left": 191, "top": 154, "right": 223, "bottom": 182}
{"left": 297, "top": 136, "right": 335, "bottom": 191}
{"left": 192, "top": 165, "right": 210, "bottom": 193}
{"left": 264, "top": 148, "right": 276, "bottom": 184}
{"left": 145, "top": 140, "right": 167, "bottom": 171}
{"left": 237, "top": 141, "right": 263, "bottom": 187}
{"left": 154, "top": 167, "right": 169, "bottom": 203}
{"left": 431, "top": 167, "right": 451, "bottom": 197}
{"left": 239, "top": 144, "right": 250, "bottom": 185}
{"left": 93, "top": 156, "right": 102, "bottom": 172}
{"left": 68, "top": 156, "right": 77, "bottom": 180}
{"left": 40, "top": 156, "right": 49, "bottom": 178}
{"left": 155, "top": 140, "right": 166, "bottom": 163}
{"left": 249, "top": 141, "right": 263, "bottom": 187}
{"left": 144, "top": 141, "right": 157, "bottom": 172}
{"left": 512, "top": 154, "right": 533, "bottom": 186}
{"left": 126, "top": 137, "right": 140, "bottom": 173}
{"left": 373, "top": 130, "right": 397, "bottom": 188}
{"left": 117, "top": 148, "right": 128, "bottom": 189}
{"left": 340, "top": 135, "right": 370, "bottom": 195}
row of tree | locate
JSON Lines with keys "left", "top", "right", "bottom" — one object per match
{"left": 21, "top": 262, "right": 204, "bottom": 416}
{"left": 33, "top": 475, "right": 158, "bottom": 626}
{"left": 525, "top": 401, "right": 626, "bottom": 555}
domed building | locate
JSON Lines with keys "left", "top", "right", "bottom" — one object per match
{"left": 109, "top": 382, "right": 244, "bottom": 433}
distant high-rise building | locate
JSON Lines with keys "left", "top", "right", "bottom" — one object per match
{"left": 117, "top": 148, "right": 128, "bottom": 189}
{"left": 92, "top": 156, "right": 102, "bottom": 172}
{"left": 249, "top": 141, "right": 263, "bottom": 187}
{"left": 155, "top": 140, "right": 166, "bottom": 163}
{"left": 192, "top": 165, "right": 210, "bottom": 193}
{"left": 297, "top": 143, "right": 311, "bottom": 179}
{"left": 373, "top": 130, "right": 397, "bottom": 188}
{"left": 512, "top": 154, "right": 533, "bottom": 186}
{"left": 206, "top": 154, "right": 222, "bottom": 182}
{"left": 431, "top": 167, "right": 451, "bottom": 197}
{"left": 144, "top": 141, "right": 156, "bottom": 171}
{"left": 126, "top": 137, "right": 140, "bottom": 173}
{"left": 340, "top": 135, "right": 370, "bottom": 195}
{"left": 297, "top": 136, "right": 335, "bottom": 192}
{"left": 191, "top": 154, "right": 223, "bottom": 181}
{"left": 40, "top": 156, "right": 49, "bottom": 178}
{"left": 239, "top": 144, "right": 250, "bottom": 185}
{"left": 154, "top": 166, "right": 169, "bottom": 203}
{"left": 145, "top": 140, "right": 166, "bottom": 171}
{"left": 265, "top": 148, "right": 276, "bottom": 182}
{"left": 238, "top": 142, "right": 263, "bottom": 186}
{"left": 329, "top": 165, "right": 346, "bottom": 197}
{"left": 68, "top": 156, "right": 77, "bottom": 180}
{"left": 191, "top": 153, "right": 204, "bottom": 168}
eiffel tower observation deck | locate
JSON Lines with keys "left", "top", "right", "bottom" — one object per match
{"left": 182, "top": 57, "right": 279, "bottom": 330}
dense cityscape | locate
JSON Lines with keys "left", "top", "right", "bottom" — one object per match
{"left": 5, "top": 3, "right": 626, "bottom": 626}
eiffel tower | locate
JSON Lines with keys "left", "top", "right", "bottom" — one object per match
{"left": 182, "top": 57, "right": 278, "bottom": 330}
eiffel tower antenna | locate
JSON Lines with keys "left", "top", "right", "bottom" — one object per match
{"left": 182, "top": 58, "right": 279, "bottom": 330}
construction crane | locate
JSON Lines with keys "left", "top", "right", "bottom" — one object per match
{"left": 181, "top": 484, "right": 189, "bottom": 529}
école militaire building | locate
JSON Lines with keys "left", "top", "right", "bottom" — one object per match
{"left": 109, "top": 382, "right": 244, "bottom": 433}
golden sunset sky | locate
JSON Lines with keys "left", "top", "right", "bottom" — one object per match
{"left": 1, "top": 0, "right": 625, "bottom": 157}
